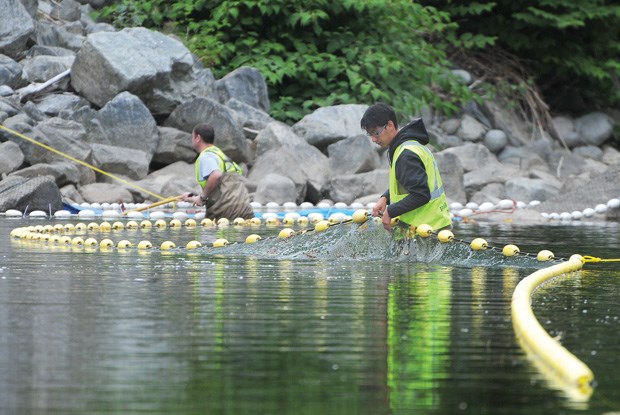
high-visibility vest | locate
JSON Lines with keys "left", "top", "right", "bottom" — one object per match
{"left": 389, "top": 140, "right": 452, "bottom": 230}
{"left": 195, "top": 145, "right": 243, "bottom": 188}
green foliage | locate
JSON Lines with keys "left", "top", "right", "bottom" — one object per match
{"left": 420, "top": 0, "right": 620, "bottom": 111}
{"left": 96, "top": 0, "right": 475, "bottom": 123}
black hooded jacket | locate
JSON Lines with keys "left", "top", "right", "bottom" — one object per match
{"left": 383, "top": 118, "right": 433, "bottom": 218}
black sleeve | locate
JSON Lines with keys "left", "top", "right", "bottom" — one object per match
{"left": 386, "top": 150, "right": 430, "bottom": 218}
{"left": 381, "top": 190, "right": 389, "bottom": 202}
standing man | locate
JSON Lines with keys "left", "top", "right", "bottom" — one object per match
{"left": 360, "top": 103, "right": 451, "bottom": 232}
{"left": 182, "top": 123, "right": 254, "bottom": 220}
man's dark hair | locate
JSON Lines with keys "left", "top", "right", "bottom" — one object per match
{"left": 193, "top": 123, "right": 215, "bottom": 144}
{"left": 360, "top": 103, "right": 398, "bottom": 131}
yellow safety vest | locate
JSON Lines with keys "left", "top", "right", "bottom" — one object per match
{"left": 195, "top": 145, "right": 243, "bottom": 188}
{"left": 389, "top": 140, "right": 452, "bottom": 230}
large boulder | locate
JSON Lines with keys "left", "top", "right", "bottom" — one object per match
{"left": 79, "top": 182, "right": 133, "bottom": 203}
{"left": 71, "top": 27, "right": 200, "bottom": 115}
{"left": 152, "top": 126, "right": 194, "bottom": 167}
{"left": 4, "top": 116, "right": 93, "bottom": 166}
{"left": 118, "top": 161, "right": 196, "bottom": 201}
{"left": 0, "top": 55, "right": 24, "bottom": 89}
{"left": 91, "top": 143, "right": 150, "bottom": 180}
{"left": 327, "top": 135, "right": 381, "bottom": 175}
{"left": 0, "top": 0, "right": 36, "bottom": 59}
{"left": 324, "top": 170, "right": 390, "bottom": 205}
{"left": 248, "top": 145, "right": 330, "bottom": 204}
{"left": 575, "top": 112, "right": 614, "bottom": 146}
{"left": 215, "top": 66, "right": 270, "bottom": 112}
{"left": 253, "top": 173, "right": 297, "bottom": 205}
{"left": 82, "top": 91, "right": 159, "bottom": 159}
{"left": 9, "top": 161, "right": 82, "bottom": 187}
{"left": 0, "top": 175, "right": 62, "bottom": 212}
{"left": 292, "top": 104, "right": 368, "bottom": 149}
{"left": 164, "top": 97, "right": 250, "bottom": 163}
{"left": 0, "top": 141, "right": 25, "bottom": 175}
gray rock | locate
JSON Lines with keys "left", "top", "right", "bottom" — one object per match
{"left": 20, "top": 55, "right": 75, "bottom": 83}
{"left": 91, "top": 143, "right": 150, "bottom": 180}
{"left": 22, "top": 101, "right": 47, "bottom": 122}
{"left": 324, "top": 170, "right": 389, "bottom": 205}
{"left": 547, "top": 149, "right": 586, "bottom": 178}
{"left": 575, "top": 112, "right": 614, "bottom": 146}
{"left": 215, "top": 66, "right": 270, "bottom": 112}
{"left": 9, "top": 161, "right": 81, "bottom": 187}
{"left": 469, "top": 183, "right": 506, "bottom": 205}
{"left": 0, "top": 175, "right": 62, "bottom": 212}
{"left": 60, "top": 183, "right": 85, "bottom": 204}
{"left": 7, "top": 117, "right": 93, "bottom": 167}
{"left": 0, "top": 54, "right": 23, "bottom": 88}
{"left": 292, "top": 104, "right": 368, "bottom": 148}
{"left": 84, "top": 91, "right": 159, "bottom": 158}
{"left": 52, "top": 0, "right": 82, "bottom": 22}
{"left": 451, "top": 69, "right": 472, "bottom": 85}
{"left": 79, "top": 182, "right": 133, "bottom": 203}
{"left": 26, "top": 45, "right": 76, "bottom": 58}
{"left": 0, "top": 86, "right": 13, "bottom": 97}
{"left": 228, "top": 98, "right": 275, "bottom": 131}
{"left": 0, "top": 0, "right": 35, "bottom": 58}
{"left": 152, "top": 126, "right": 194, "bottom": 166}
{"left": 71, "top": 28, "right": 197, "bottom": 114}
{"left": 86, "top": 22, "right": 117, "bottom": 34}
{"left": 34, "top": 93, "right": 90, "bottom": 116}
{"left": 435, "top": 151, "right": 466, "bottom": 203}
{"left": 482, "top": 99, "right": 530, "bottom": 146}
{"left": 573, "top": 145, "right": 603, "bottom": 161}
{"left": 497, "top": 145, "right": 549, "bottom": 172}
{"left": 164, "top": 97, "right": 250, "bottom": 163}
{"left": 253, "top": 173, "right": 297, "bottom": 205}
{"left": 440, "top": 143, "right": 500, "bottom": 173}
{"left": 121, "top": 161, "right": 196, "bottom": 201}
{"left": 247, "top": 148, "right": 308, "bottom": 203}
{"left": 0, "top": 96, "right": 22, "bottom": 117}
{"left": 35, "top": 21, "right": 85, "bottom": 52}
{"left": 435, "top": 133, "right": 462, "bottom": 149}
{"left": 601, "top": 146, "right": 620, "bottom": 166}
{"left": 440, "top": 118, "right": 460, "bottom": 135}
{"left": 254, "top": 121, "right": 308, "bottom": 158}
{"left": 552, "top": 115, "right": 581, "bottom": 148}
{"left": 483, "top": 129, "right": 508, "bottom": 153}
{"left": 457, "top": 114, "right": 486, "bottom": 142}
{"left": 464, "top": 163, "right": 521, "bottom": 198}
{"left": 327, "top": 135, "right": 381, "bottom": 175}
{"left": 0, "top": 141, "right": 24, "bottom": 175}
{"left": 505, "top": 177, "right": 561, "bottom": 202}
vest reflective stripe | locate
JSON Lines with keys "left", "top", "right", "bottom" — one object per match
{"left": 389, "top": 140, "right": 452, "bottom": 229}
{"left": 195, "top": 145, "right": 243, "bottom": 188}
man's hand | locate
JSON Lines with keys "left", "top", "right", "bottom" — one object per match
{"left": 372, "top": 196, "right": 392, "bottom": 232}
{"left": 382, "top": 209, "right": 393, "bottom": 232}
{"left": 181, "top": 192, "right": 194, "bottom": 202}
{"left": 372, "top": 196, "right": 387, "bottom": 218}
{"left": 181, "top": 192, "right": 204, "bottom": 206}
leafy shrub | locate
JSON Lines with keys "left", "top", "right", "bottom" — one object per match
{"left": 95, "top": 0, "right": 476, "bottom": 123}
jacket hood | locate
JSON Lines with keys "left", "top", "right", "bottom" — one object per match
{"left": 388, "top": 118, "right": 430, "bottom": 161}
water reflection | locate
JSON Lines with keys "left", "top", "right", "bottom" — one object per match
{"left": 1, "top": 220, "right": 620, "bottom": 414}
{"left": 388, "top": 267, "right": 451, "bottom": 411}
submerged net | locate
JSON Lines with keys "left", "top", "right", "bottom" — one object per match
{"left": 210, "top": 220, "right": 547, "bottom": 268}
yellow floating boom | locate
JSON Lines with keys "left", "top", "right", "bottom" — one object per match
{"left": 511, "top": 255, "right": 594, "bottom": 400}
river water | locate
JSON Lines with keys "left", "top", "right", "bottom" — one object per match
{"left": 1, "top": 216, "right": 619, "bottom": 415}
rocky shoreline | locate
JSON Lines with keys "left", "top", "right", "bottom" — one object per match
{"left": 1, "top": 0, "right": 619, "bottom": 224}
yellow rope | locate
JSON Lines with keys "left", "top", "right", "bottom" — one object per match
{"left": 582, "top": 255, "right": 620, "bottom": 263}
{"left": 0, "top": 123, "right": 166, "bottom": 201}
